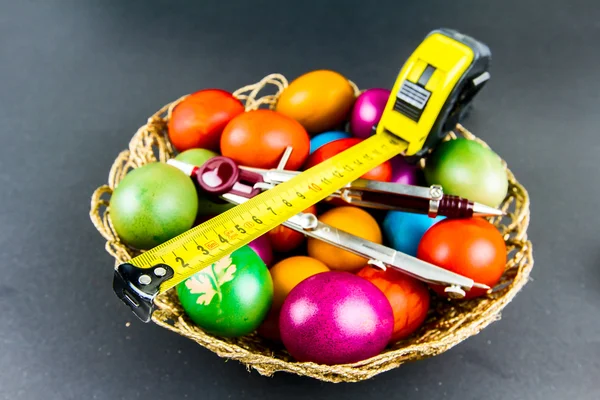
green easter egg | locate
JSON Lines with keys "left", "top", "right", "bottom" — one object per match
{"left": 177, "top": 245, "right": 273, "bottom": 337}
{"left": 175, "top": 148, "right": 219, "bottom": 166}
{"left": 173, "top": 148, "right": 236, "bottom": 216}
{"left": 110, "top": 162, "right": 199, "bottom": 250}
{"left": 424, "top": 138, "right": 508, "bottom": 208}
{"left": 196, "top": 196, "right": 236, "bottom": 217}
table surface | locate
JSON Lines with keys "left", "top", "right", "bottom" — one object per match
{"left": 1, "top": 1, "right": 599, "bottom": 399}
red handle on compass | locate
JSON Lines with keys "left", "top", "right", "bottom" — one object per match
{"left": 195, "top": 156, "right": 264, "bottom": 198}
{"left": 359, "top": 191, "right": 473, "bottom": 218}
{"left": 437, "top": 195, "right": 473, "bottom": 218}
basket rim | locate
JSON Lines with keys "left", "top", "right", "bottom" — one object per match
{"left": 89, "top": 73, "right": 533, "bottom": 383}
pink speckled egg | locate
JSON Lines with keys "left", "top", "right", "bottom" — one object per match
{"left": 248, "top": 234, "right": 273, "bottom": 267}
{"left": 390, "top": 155, "right": 424, "bottom": 186}
{"left": 279, "top": 271, "right": 394, "bottom": 365}
{"left": 349, "top": 88, "right": 391, "bottom": 138}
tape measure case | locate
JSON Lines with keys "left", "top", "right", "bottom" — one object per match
{"left": 90, "top": 73, "right": 532, "bottom": 382}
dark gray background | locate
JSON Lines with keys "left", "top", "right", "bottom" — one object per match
{"left": 1, "top": 0, "right": 598, "bottom": 399}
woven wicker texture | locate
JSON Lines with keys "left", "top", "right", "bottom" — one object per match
{"left": 90, "top": 73, "right": 533, "bottom": 383}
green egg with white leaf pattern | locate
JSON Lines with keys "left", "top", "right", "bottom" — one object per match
{"left": 177, "top": 245, "right": 273, "bottom": 337}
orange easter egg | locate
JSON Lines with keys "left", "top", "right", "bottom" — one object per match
{"left": 269, "top": 256, "right": 330, "bottom": 310}
{"left": 220, "top": 109, "right": 310, "bottom": 170}
{"left": 275, "top": 70, "right": 356, "bottom": 134}
{"left": 307, "top": 206, "right": 382, "bottom": 271}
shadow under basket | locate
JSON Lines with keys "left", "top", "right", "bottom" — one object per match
{"left": 89, "top": 73, "right": 533, "bottom": 383}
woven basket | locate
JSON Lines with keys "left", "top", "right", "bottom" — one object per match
{"left": 90, "top": 73, "right": 533, "bottom": 383}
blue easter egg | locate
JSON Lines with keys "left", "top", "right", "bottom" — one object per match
{"left": 309, "top": 131, "right": 352, "bottom": 154}
{"left": 382, "top": 211, "right": 445, "bottom": 257}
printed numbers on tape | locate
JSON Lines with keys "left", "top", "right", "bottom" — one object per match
{"left": 128, "top": 132, "right": 408, "bottom": 294}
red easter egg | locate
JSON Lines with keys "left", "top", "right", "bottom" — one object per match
{"left": 417, "top": 217, "right": 507, "bottom": 299}
{"left": 257, "top": 307, "right": 282, "bottom": 342}
{"left": 303, "top": 138, "right": 392, "bottom": 182}
{"left": 268, "top": 205, "right": 317, "bottom": 252}
{"left": 357, "top": 266, "right": 430, "bottom": 341}
{"left": 220, "top": 109, "right": 310, "bottom": 170}
{"left": 168, "top": 89, "right": 244, "bottom": 152}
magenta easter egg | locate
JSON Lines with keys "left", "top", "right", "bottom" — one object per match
{"left": 390, "top": 155, "right": 423, "bottom": 186}
{"left": 349, "top": 88, "right": 391, "bottom": 138}
{"left": 248, "top": 234, "right": 273, "bottom": 267}
{"left": 279, "top": 271, "right": 394, "bottom": 365}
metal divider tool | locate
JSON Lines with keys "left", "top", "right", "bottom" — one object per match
{"left": 170, "top": 150, "right": 491, "bottom": 299}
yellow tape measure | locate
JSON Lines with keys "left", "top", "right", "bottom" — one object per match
{"left": 114, "top": 27, "right": 491, "bottom": 322}
{"left": 132, "top": 133, "right": 405, "bottom": 287}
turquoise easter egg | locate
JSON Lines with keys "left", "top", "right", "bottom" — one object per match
{"left": 309, "top": 130, "right": 351, "bottom": 154}
{"left": 382, "top": 210, "right": 444, "bottom": 257}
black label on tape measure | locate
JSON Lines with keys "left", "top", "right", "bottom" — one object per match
{"left": 394, "top": 80, "right": 432, "bottom": 121}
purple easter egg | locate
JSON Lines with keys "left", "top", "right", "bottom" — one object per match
{"left": 279, "top": 271, "right": 394, "bottom": 365}
{"left": 390, "top": 155, "right": 423, "bottom": 186}
{"left": 248, "top": 234, "right": 273, "bottom": 267}
{"left": 349, "top": 88, "right": 391, "bottom": 138}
